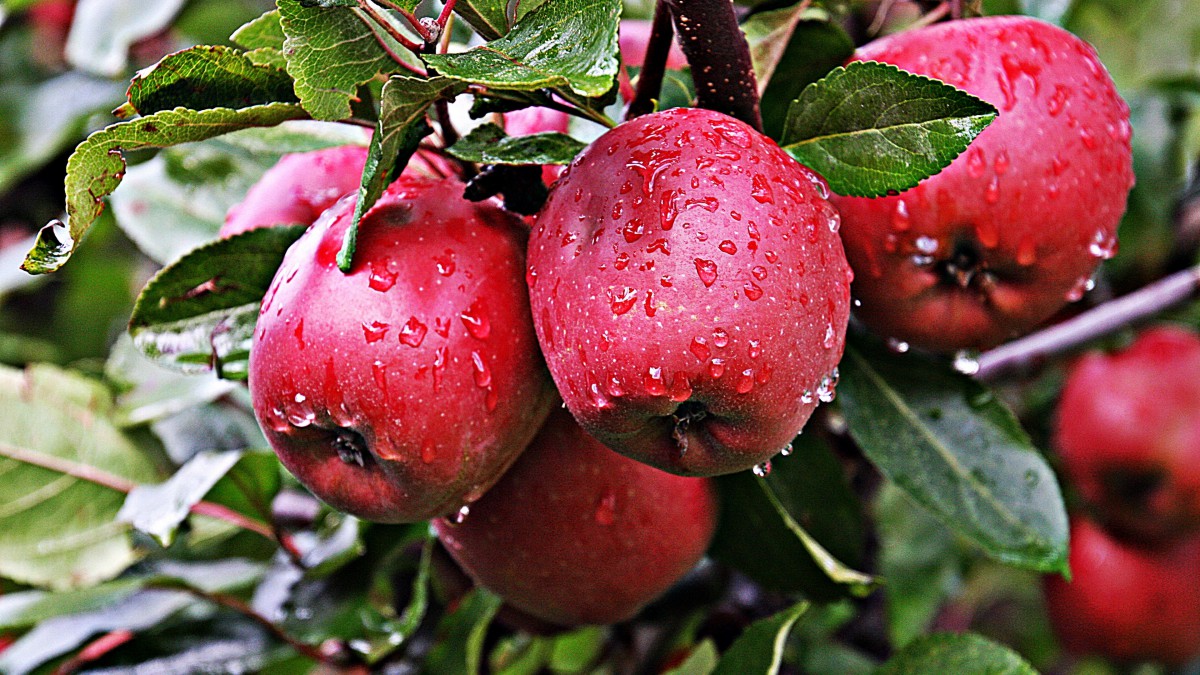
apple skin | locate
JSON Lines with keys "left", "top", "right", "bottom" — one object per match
{"left": 249, "top": 176, "right": 557, "bottom": 522}
{"left": 434, "top": 409, "right": 718, "bottom": 627}
{"left": 1055, "top": 326, "right": 1200, "bottom": 543}
{"left": 1044, "top": 517, "right": 1200, "bottom": 665}
{"left": 830, "top": 16, "right": 1134, "bottom": 352}
{"left": 527, "top": 107, "right": 852, "bottom": 476}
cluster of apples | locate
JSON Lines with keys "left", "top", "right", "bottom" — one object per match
{"left": 239, "top": 16, "right": 1134, "bottom": 626}
{"left": 1044, "top": 326, "right": 1200, "bottom": 666}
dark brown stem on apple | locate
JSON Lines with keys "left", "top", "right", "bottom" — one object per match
{"left": 671, "top": 402, "right": 708, "bottom": 458}
{"left": 975, "top": 264, "right": 1200, "bottom": 381}
{"left": 626, "top": 0, "right": 676, "bottom": 121}
{"left": 665, "top": 0, "right": 762, "bottom": 131}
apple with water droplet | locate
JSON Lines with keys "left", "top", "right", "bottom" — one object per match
{"left": 248, "top": 176, "right": 557, "bottom": 522}
{"left": 220, "top": 145, "right": 451, "bottom": 238}
{"left": 527, "top": 107, "right": 852, "bottom": 476}
{"left": 1055, "top": 326, "right": 1200, "bottom": 543}
{"left": 830, "top": 16, "right": 1134, "bottom": 352}
{"left": 434, "top": 409, "right": 718, "bottom": 626}
{"left": 1044, "top": 516, "right": 1200, "bottom": 665}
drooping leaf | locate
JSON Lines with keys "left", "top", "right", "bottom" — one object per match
{"left": 422, "top": 0, "right": 621, "bottom": 98}
{"left": 64, "top": 0, "right": 186, "bottom": 77}
{"left": 337, "top": 75, "right": 462, "bottom": 271}
{"left": 424, "top": 588, "right": 503, "bottom": 675}
{"left": 712, "top": 602, "right": 808, "bottom": 675}
{"left": 877, "top": 632, "right": 1038, "bottom": 674}
{"left": 454, "top": 0, "right": 509, "bottom": 40}
{"left": 118, "top": 449, "right": 245, "bottom": 546}
{"left": 127, "top": 225, "right": 307, "bottom": 379}
{"left": 0, "top": 365, "right": 159, "bottom": 590}
{"left": 780, "top": 61, "right": 997, "bottom": 198}
{"left": 277, "top": 0, "right": 419, "bottom": 120}
{"left": 231, "top": 9, "right": 286, "bottom": 51}
{"left": 448, "top": 123, "right": 586, "bottom": 165}
{"left": 837, "top": 338, "right": 1069, "bottom": 573}
{"left": 22, "top": 103, "right": 307, "bottom": 275}
{"left": 117, "top": 45, "right": 298, "bottom": 118}
{"left": 711, "top": 434, "right": 872, "bottom": 601}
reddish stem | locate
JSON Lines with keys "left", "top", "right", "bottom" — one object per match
{"left": 437, "top": 0, "right": 459, "bottom": 29}
{"left": 664, "top": 0, "right": 762, "bottom": 130}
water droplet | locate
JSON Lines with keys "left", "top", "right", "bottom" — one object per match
{"left": 362, "top": 320, "right": 389, "bottom": 343}
{"left": 690, "top": 336, "right": 711, "bottom": 361}
{"left": 736, "top": 369, "right": 755, "bottom": 394}
{"left": 588, "top": 375, "right": 611, "bottom": 409}
{"left": 421, "top": 441, "right": 436, "bottom": 464}
{"left": 694, "top": 258, "right": 718, "bottom": 287}
{"left": 800, "top": 390, "right": 814, "bottom": 404}
{"left": 718, "top": 240, "right": 738, "bottom": 255}
{"left": 743, "top": 281, "right": 763, "bottom": 301}
{"left": 368, "top": 263, "right": 397, "bottom": 291}
{"left": 560, "top": 231, "right": 578, "bottom": 247}
{"left": 914, "top": 236, "right": 939, "bottom": 255}
{"left": 453, "top": 505, "right": 470, "bottom": 524}
{"left": 611, "top": 201, "right": 624, "bottom": 220}
{"left": 644, "top": 367, "right": 667, "bottom": 396}
{"left": 891, "top": 200, "right": 910, "bottom": 231}
{"left": 669, "top": 372, "right": 693, "bottom": 402}
{"left": 708, "top": 358, "right": 726, "bottom": 379}
{"left": 470, "top": 351, "right": 492, "bottom": 388}
{"left": 712, "top": 328, "right": 729, "bottom": 348}
{"left": 886, "top": 338, "right": 910, "bottom": 353}
{"left": 1088, "top": 228, "right": 1118, "bottom": 259}
{"left": 952, "top": 351, "right": 980, "bottom": 375}
{"left": 434, "top": 249, "right": 456, "bottom": 276}
{"left": 993, "top": 150, "right": 1010, "bottom": 176}
{"left": 622, "top": 219, "right": 646, "bottom": 243}
{"left": 752, "top": 460, "right": 772, "bottom": 477}
{"left": 594, "top": 490, "right": 617, "bottom": 525}
{"left": 1047, "top": 84, "right": 1069, "bottom": 116}
{"left": 1017, "top": 236, "right": 1038, "bottom": 266}
{"left": 607, "top": 376, "right": 625, "bottom": 397}
{"left": 975, "top": 220, "right": 1000, "bottom": 249}
{"left": 816, "top": 368, "right": 839, "bottom": 403}
{"left": 659, "top": 189, "right": 681, "bottom": 229}
{"left": 1079, "top": 127, "right": 1096, "bottom": 149}
{"left": 1066, "top": 275, "right": 1095, "bottom": 302}
{"left": 685, "top": 196, "right": 720, "bottom": 213}
{"left": 751, "top": 174, "right": 774, "bottom": 204}
{"left": 609, "top": 286, "right": 638, "bottom": 315}
{"left": 371, "top": 360, "right": 389, "bottom": 398}
{"left": 293, "top": 319, "right": 305, "bottom": 349}
{"left": 984, "top": 176, "right": 1000, "bottom": 204}
{"left": 967, "top": 148, "right": 986, "bottom": 178}
{"left": 460, "top": 300, "right": 491, "bottom": 339}
{"left": 805, "top": 171, "right": 830, "bottom": 199}
{"left": 823, "top": 324, "right": 836, "bottom": 349}
{"left": 751, "top": 265, "right": 768, "bottom": 281}
{"left": 644, "top": 289, "right": 657, "bottom": 317}
{"left": 525, "top": 265, "right": 538, "bottom": 288}
{"left": 613, "top": 252, "right": 631, "bottom": 271}
{"left": 660, "top": 275, "right": 674, "bottom": 287}
{"left": 764, "top": 250, "right": 779, "bottom": 264}
{"left": 747, "top": 340, "right": 761, "bottom": 359}
{"left": 824, "top": 206, "right": 841, "bottom": 233}
{"left": 398, "top": 317, "right": 428, "bottom": 347}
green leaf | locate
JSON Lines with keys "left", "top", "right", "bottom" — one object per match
{"left": 0, "top": 365, "right": 159, "bottom": 590}
{"left": 278, "top": 0, "right": 418, "bottom": 121}
{"left": 712, "top": 602, "right": 808, "bottom": 675}
{"left": 0, "top": 579, "right": 144, "bottom": 630}
{"left": 877, "top": 632, "right": 1038, "bottom": 674}
{"left": 745, "top": 10, "right": 854, "bottom": 140}
{"left": 448, "top": 123, "right": 586, "bottom": 165}
{"left": 780, "top": 61, "right": 997, "bottom": 198}
{"left": 127, "top": 225, "right": 307, "bottom": 379}
{"left": 119, "top": 45, "right": 298, "bottom": 117}
{"left": 711, "top": 434, "right": 871, "bottom": 601}
{"left": 21, "top": 102, "right": 307, "bottom": 275}
{"left": 337, "top": 75, "right": 461, "bottom": 271}
{"left": 65, "top": 0, "right": 187, "bottom": 77}
{"left": 876, "top": 483, "right": 963, "bottom": 648}
{"left": 424, "top": 588, "right": 503, "bottom": 675}
{"left": 231, "top": 9, "right": 286, "bottom": 50}
{"left": 837, "top": 339, "right": 1069, "bottom": 573}
{"left": 117, "top": 449, "right": 244, "bottom": 546}
{"left": 664, "top": 640, "right": 719, "bottom": 675}
{"left": 454, "top": 0, "right": 509, "bottom": 40}
{"left": 422, "top": 0, "right": 621, "bottom": 98}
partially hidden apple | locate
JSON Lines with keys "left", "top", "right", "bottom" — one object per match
{"left": 1044, "top": 516, "right": 1200, "bottom": 665}
{"left": 527, "top": 107, "right": 852, "bottom": 476}
{"left": 1055, "top": 326, "right": 1200, "bottom": 542}
{"left": 830, "top": 16, "right": 1134, "bottom": 352}
{"left": 249, "top": 176, "right": 557, "bottom": 522}
{"left": 435, "top": 409, "right": 718, "bottom": 627}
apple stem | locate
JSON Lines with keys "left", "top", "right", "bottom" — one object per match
{"left": 976, "top": 264, "right": 1200, "bottom": 380}
{"left": 665, "top": 0, "right": 763, "bottom": 131}
{"left": 625, "top": 0, "right": 677, "bottom": 121}
{"left": 671, "top": 404, "right": 708, "bottom": 457}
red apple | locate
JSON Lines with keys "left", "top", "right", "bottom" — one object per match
{"left": 830, "top": 16, "right": 1134, "bottom": 351}
{"left": 434, "top": 409, "right": 718, "bottom": 626}
{"left": 526, "top": 107, "right": 852, "bottom": 476}
{"left": 1044, "top": 517, "right": 1200, "bottom": 665}
{"left": 249, "top": 176, "right": 557, "bottom": 522}
{"left": 1055, "top": 326, "right": 1200, "bottom": 542}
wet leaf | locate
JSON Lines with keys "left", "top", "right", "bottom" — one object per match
{"left": 22, "top": 103, "right": 307, "bottom": 275}
{"left": 423, "top": 0, "right": 620, "bottom": 98}
{"left": 454, "top": 0, "right": 509, "bottom": 39}
{"left": 837, "top": 339, "right": 1069, "bottom": 573}
{"left": 118, "top": 45, "right": 298, "bottom": 117}
{"left": 127, "top": 225, "right": 306, "bottom": 379}
{"left": 448, "top": 123, "right": 586, "bottom": 165}
{"left": 780, "top": 61, "right": 997, "bottom": 198}
{"left": 118, "top": 449, "right": 244, "bottom": 546}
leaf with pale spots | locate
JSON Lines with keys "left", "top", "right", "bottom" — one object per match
{"left": 781, "top": 61, "right": 997, "bottom": 198}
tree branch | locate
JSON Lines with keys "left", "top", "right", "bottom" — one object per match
{"left": 664, "top": 0, "right": 762, "bottom": 130}
{"left": 626, "top": 0, "right": 676, "bottom": 120}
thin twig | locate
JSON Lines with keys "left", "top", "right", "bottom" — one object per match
{"left": 626, "top": 0, "right": 676, "bottom": 120}
{"left": 355, "top": 1, "right": 424, "bottom": 53}
{"left": 975, "top": 264, "right": 1200, "bottom": 381}
{"left": 355, "top": 10, "right": 428, "bottom": 76}
{"left": 370, "top": 0, "right": 436, "bottom": 43}
{"left": 437, "top": 0, "right": 459, "bottom": 28}
{"left": 167, "top": 585, "right": 329, "bottom": 663}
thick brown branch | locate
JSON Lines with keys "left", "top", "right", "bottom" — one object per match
{"left": 626, "top": 0, "right": 677, "bottom": 120}
{"left": 664, "top": 0, "right": 762, "bottom": 130}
